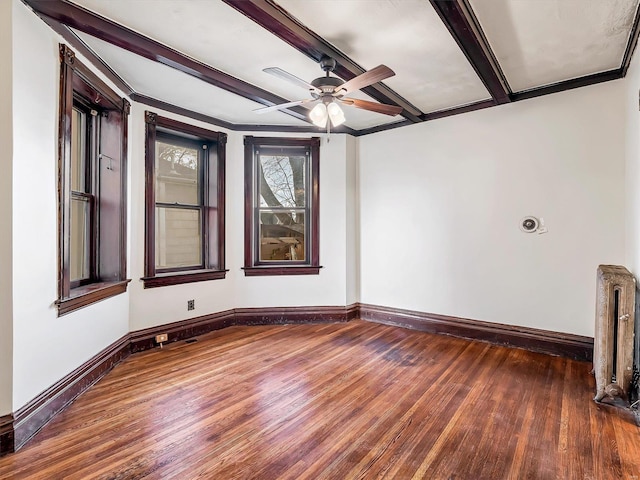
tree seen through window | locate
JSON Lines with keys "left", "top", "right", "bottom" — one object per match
{"left": 259, "top": 153, "right": 307, "bottom": 261}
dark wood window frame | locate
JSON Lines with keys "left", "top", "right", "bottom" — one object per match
{"left": 57, "top": 44, "right": 130, "bottom": 316}
{"left": 142, "top": 112, "right": 227, "bottom": 288}
{"left": 243, "top": 136, "right": 321, "bottom": 276}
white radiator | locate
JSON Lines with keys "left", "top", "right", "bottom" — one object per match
{"left": 594, "top": 265, "right": 636, "bottom": 402}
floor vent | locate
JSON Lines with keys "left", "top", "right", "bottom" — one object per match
{"left": 594, "top": 265, "right": 636, "bottom": 403}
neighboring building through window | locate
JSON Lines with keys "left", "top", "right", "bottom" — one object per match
{"left": 143, "top": 112, "right": 226, "bottom": 288}
{"left": 243, "top": 136, "right": 320, "bottom": 276}
{"left": 57, "top": 44, "right": 130, "bottom": 316}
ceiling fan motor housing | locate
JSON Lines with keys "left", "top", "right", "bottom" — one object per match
{"left": 311, "top": 76, "right": 345, "bottom": 96}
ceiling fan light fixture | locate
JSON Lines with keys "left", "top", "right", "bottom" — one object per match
{"left": 327, "top": 102, "right": 345, "bottom": 127}
{"left": 309, "top": 102, "right": 328, "bottom": 128}
{"left": 260, "top": 57, "right": 400, "bottom": 131}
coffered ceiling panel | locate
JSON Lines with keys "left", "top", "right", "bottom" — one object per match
{"left": 71, "top": 0, "right": 329, "bottom": 100}
{"left": 69, "top": 0, "right": 400, "bottom": 130}
{"left": 24, "top": 0, "right": 640, "bottom": 134}
{"left": 469, "top": 0, "right": 639, "bottom": 92}
{"left": 74, "top": 31, "right": 309, "bottom": 126}
{"left": 276, "top": 0, "right": 492, "bottom": 113}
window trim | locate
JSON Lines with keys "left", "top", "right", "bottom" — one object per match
{"left": 57, "top": 44, "right": 130, "bottom": 316}
{"left": 142, "top": 112, "right": 227, "bottom": 288}
{"left": 243, "top": 136, "right": 321, "bottom": 276}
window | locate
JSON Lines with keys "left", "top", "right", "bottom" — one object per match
{"left": 57, "top": 45, "right": 130, "bottom": 316}
{"left": 243, "top": 136, "right": 320, "bottom": 276}
{"left": 143, "top": 112, "right": 226, "bottom": 288}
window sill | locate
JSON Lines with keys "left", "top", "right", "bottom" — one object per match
{"left": 57, "top": 279, "right": 131, "bottom": 316}
{"left": 242, "top": 266, "right": 322, "bottom": 277}
{"left": 141, "top": 269, "right": 228, "bottom": 288}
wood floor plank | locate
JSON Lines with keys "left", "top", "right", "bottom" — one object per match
{"left": 318, "top": 338, "right": 483, "bottom": 479}
{"left": 0, "top": 320, "right": 638, "bottom": 479}
{"left": 508, "top": 352, "right": 559, "bottom": 480}
{"left": 362, "top": 342, "right": 497, "bottom": 479}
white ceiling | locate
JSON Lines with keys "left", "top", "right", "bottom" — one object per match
{"left": 69, "top": 0, "right": 401, "bottom": 130}
{"left": 73, "top": 31, "right": 311, "bottom": 127}
{"left": 276, "top": 0, "right": 491, "bottom": 112}
{"left": 470, "top": 0, "right": 639, "bottom": 92}
{"left": 57, "top": 0, "right": 640, "bottom": 132}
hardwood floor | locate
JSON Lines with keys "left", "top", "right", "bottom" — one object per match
{"left": 0, "top": 320, "right": 638, "bottom": 479}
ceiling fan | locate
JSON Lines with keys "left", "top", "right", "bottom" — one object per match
{"left": 254, "top": 56, "right": 403, "bottom": 131}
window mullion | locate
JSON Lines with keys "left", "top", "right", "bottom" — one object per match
{"left": 254, "top": 150, "right": 261, "bottom": 264}
{"left": 90, "top": 112, "right": 99, "bottom": 282}
{"left": 201, "top": 144, "right": 208, "bottom": 269}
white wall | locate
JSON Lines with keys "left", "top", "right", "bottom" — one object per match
{"left": 127, "top": 105, "right": 236, "bottom": 330}
{"left": 624, "top": 42, "right": 640, "bottom": 372}
{"left": 11, "top": 1, "right": 130, "bottom": 410}
{"left": 345, "top": 135, "right": 359, "bottom": 305}
{"left": 625, "top": 48, "right": 640, "bottom": 278}
{"left": 359, "top": 81, "right": 626, "bottom": 337}
{"left": 0, "top": 0, "right": 14, "bottom": 417}
{"left": 128, "top": 105, "right": 355, "bottom": 331}
{"left": 231, "top": 133, "right": 351, "bottom": 309}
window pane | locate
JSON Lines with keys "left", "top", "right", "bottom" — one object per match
{"left": 155, "top": 141, "right": 199, "bottom": 205}
{"left": 71, "top": 108, "right": 86, "bottom": 192}
{"left": 259, "top": 154, "right": 306, "bottom": 208}
{"left": 70, "top": 196, "right": 90, "bottom": 282}
{"left": 155, "top": 207, "right": 202, "bottom": 269}
{"left": 259, "top": 211, "right": 305, "bottom": 261}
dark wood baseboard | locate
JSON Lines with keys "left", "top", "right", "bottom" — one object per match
{"left": 235, "top": 305, "right": 354, "bottom": 325}
{"left": 8, "top": 334, "right": 130, "bottom": 454}
{"left": 2, "top": 301, "right": 594, "bottom": 457}
{"left": 130, "top": 304, "right": 355, "bottom": 352}
{"left": 346, "top": 303, "right": 360, "bottom": 321}
{"left": 0, "top": 415, "right": 14, "bottom": 456}
{"left": 358, "top": 303, "right": 594, "bottom": 362}
{"left": 2, "top": 304, "right": 357, "bottom": 456}
{"left": 130, "top": 309, "right": 236, "bottom": 353}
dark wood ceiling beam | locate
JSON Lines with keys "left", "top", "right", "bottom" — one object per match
{"left": 38, "top": 16, "right": 135, "bottom": 97}
{"left": 23, "top": 0, "right": 312, "bottom": 123}
{"left": 221, "top": 0, "right": 423, "bottom": 123}
{"left": 132, "top": 93, "right": 357, "bottom": 135}
{"left": 355, "top": 99, "right": 495, "bottom": 137}
{"left": 510, "top": 70, "right": 622, "bottom": 103}
{"left": 430, "top": 0, "right": 511, "bottom": 104}
{"left": 621, "top": 3, "right": 640, "bottom": 76}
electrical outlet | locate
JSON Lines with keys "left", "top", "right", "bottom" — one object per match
{"left": 187, "top": 299, "right": 195, "bottom": 311}
{"left": 155, "top": 333, "right": 168, "bottom": 343}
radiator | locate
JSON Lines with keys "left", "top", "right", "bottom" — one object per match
{"left": 594, "top": 265, "right": 636, "bottom": 403}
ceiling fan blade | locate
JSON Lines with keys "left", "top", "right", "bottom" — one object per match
{"left": 339, "top": 98, "right": 402, "bottom": 116}
{"left": 263, "top": 67, "right": 321, "bottom": 93}
{"left": 336, "top": 65, "right": 396, "bottom": 94}
{"left": 253, "top": 98, "right": 315, "bottom": 114}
